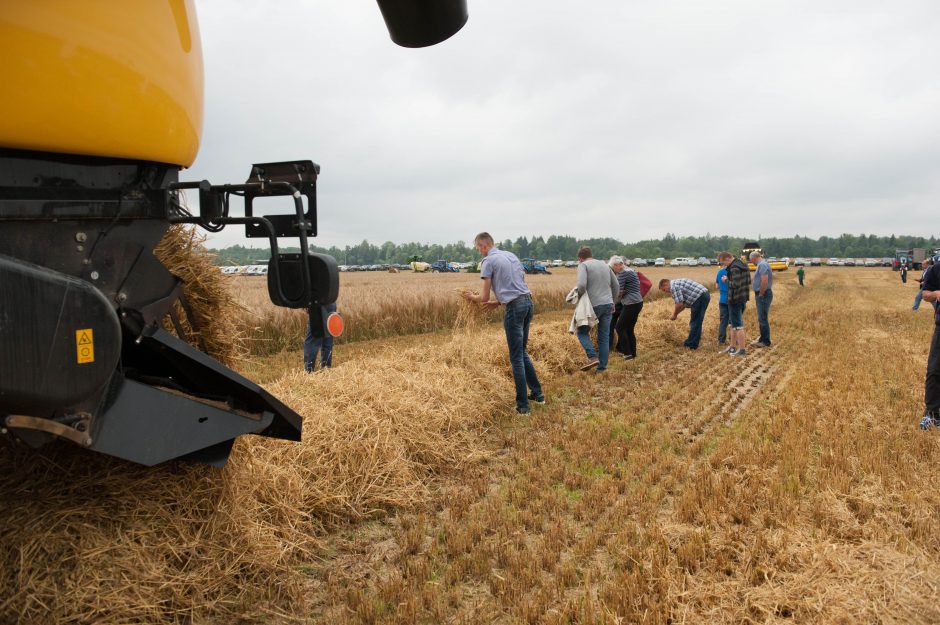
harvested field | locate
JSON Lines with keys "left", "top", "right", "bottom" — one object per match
{"left": 3, "top": 267, "right": 940, "bottom": 624}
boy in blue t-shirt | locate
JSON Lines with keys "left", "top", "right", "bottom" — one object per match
{"left": 716, "top": 266, "right": 729, "bottom": 348}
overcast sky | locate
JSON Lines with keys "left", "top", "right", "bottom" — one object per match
{"left": 185, "top": 0, "right": 940, "bottom": 249}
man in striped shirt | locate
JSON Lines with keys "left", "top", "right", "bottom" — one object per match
{"left": 659, "top": 278, "right": 710, "bottom": 350}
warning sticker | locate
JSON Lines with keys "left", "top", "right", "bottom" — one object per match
{"left": 76, "top": 329, "right": 95, "bottom": 364}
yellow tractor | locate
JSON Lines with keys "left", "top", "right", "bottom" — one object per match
{"left": 0, "top": 1, "right": 468, "bottom": 465}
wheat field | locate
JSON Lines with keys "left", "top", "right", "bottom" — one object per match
{"left": 229, "top": 266, "right": 699, "bottom": 356}
{"left": 3, "top": 265, "right": 939, "bottom": 624}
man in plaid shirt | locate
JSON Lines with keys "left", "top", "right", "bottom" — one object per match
{"left": 659, "top": 278, "right": 711, "bottom": 350}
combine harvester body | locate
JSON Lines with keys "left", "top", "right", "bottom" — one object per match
{"left": 0, "top": 0, "right": 468, "bottom": 466}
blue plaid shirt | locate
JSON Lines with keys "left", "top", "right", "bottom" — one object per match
{"left": 670, "top": 278, "right": 707, "bottom": 306}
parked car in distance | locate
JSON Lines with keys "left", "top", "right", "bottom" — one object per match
{"left": 564, "top": 260, "right": 577, "bottom": 268}
{"left": 697, "top": 256, "right": 709, "bottom": 266}
{"left": 670, "top": 257, "right": 690, "bottom": 267}
{"left": 709, "top": 258, "right": 719, "bottom": 265}
{"left": 843, "top": 258, "right": 856, "bottom": 266}
{"left": 794, "top": 258, "right": 806, "bottom": 266}
{"left": 632, "top": 258, "right": 647, "bottom": 267}
{"left": 827, "top": 258, "right": 840, "bottom": 266}
{"left": 655, "top": 258, "right": 665, "bottom": 267}
{"left": 811, "top": 258, "right": 822, "bottom": 266}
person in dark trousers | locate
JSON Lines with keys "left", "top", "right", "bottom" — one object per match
{"left": 750, "top": 251, "right": 773, "bottom": 347}
{"left": 796, "top": 266, "right": 805, "bottom": 286}
{"left": 919, "top": 256, "right": 940, "bottom": 430}
{"left": 901, "top": 264, "right": 908, "bottom": 284}
{"left": 660, "top": 278, "right": 710, "bottom": 350}
{"left": 718, "top": 251, "right": 751, "bottom": 357}
{"left": 463, "top": 232, "right": 543, "bottom": 414}
{"left": 607, "top": 256, "right": 625, "bottom": 353}
{"left": 609, "top": 256, "right": 643, "bottom": 359}
{"left": 304, "top": 302, "right": 337, "bottom": 372}
{"left": 715, "top": 263, "right": 729, "bottom": 348}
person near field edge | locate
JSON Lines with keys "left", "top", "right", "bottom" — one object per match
{"left": 304, "top": 302, "right": 337, "bottom": 372}
{"left": 718, "top": 251, "right": 751, "bottom": 356}
{"left": 919, "top": 257, "right": 940, "bottom": 429}
{"left": 796, "top": 266, "right": 805, "bottom": 286}
{"left": 462, "top": 232, "right": 543, "bottom": 414}
{"left": 574, "top": 246, "right": 620, "bottom": 372}
{"left": 659, "top": 277, "right": 710, "bottom": 350}
{"left": 751, "top": 251, "right": 773, "bottom": 347}
{"left": 716, "top": 265, "right": 729, "bottom": 346}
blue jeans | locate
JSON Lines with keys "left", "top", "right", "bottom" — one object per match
{"left": 755, "top": 290, "right": 773, "bottom": 345}
{"left": 685, "top": 292, "right": 709, "bottom": 349}
{"left": 717, "top": 302, "right": 729, "bottom": 344}
{"left": 503, "top": 295, "right": 542, "bottom": 411}
{"left": 577, "top": 303, "right": 613, "bottom": 370}
{"left": 914, "top": 289, "right": 924, "bottom": 310}
{"left": 304, "top": 303, "right": 337, "bottom": 371}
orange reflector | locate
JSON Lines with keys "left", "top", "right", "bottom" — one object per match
{"left": 326, "top": 312, "right": 344, "bottom": 337}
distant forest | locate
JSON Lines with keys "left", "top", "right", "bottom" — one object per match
{"left": 209, "top": 233, "right": 939, "bottom": 266}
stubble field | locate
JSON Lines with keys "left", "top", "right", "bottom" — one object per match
{"left": 3, "top": 265, "right": 940, "bottom": 624}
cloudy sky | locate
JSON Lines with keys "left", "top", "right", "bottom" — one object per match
{"left": 185, "top": 0, "right": 940, "bottom": 249}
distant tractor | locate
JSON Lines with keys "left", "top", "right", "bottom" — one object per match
{"left": 895, "top": 248, "right": 928, "bottom": 270}
{"left": 430, "top": 260, "right": 459, "bottom": 273}
{"left": 522, "top": 258, "right": 551, "bottom": 274}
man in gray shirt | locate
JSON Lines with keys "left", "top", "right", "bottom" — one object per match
{"left": 750, "top": 251, "right": 773, "bottom": 347}
{"left": 463, "top": 232, "right": 543, "bottom": 414}
{"left": 574, "top": 246, "right": 620, "bottom": 371}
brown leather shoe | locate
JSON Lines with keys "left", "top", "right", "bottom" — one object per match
{"left": 580, "top": 358, "right": 599, "bottom": 371}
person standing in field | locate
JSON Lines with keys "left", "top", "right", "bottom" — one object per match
{"left": 918, "top": 256, "right": 940, "bottom": 430}
{"left": 914, "top": 258, "right": 933, "bottom": 311}
{"left": 901, "top": 263, "right": 908, "bottom": 284}
{"left": 659, "top": 277, "right": 710, "bottom": 350}
{"left": 609, "top": 256, "right": 644, "bottom": 360}
{"left": 304, "top": 302, "right": 337, "bottom": 372}
{"left": 607, "top": 256, "right": 626, "bottom": 354}
{"left": 574, "top": 246, "right": 620, "bottom": 371}
{"left": 718, "top": 251, "right": 751, "bottom": 356}
{"left": 462, "top": 232, "right": 544, "bottom": 414}
{"left": 750, "top": 251, "right": 773, "bottom": 348}
{"left": 796, "top": 266, "right": 805, "bottom": 286}
{"left": 715, "top": 263, "right": 730, "bottom": 348}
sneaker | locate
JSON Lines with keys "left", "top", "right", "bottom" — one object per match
{"left": 516, "top": 406, "right": 531, "bottom": 415}
{"left": 622, "top": 354, "right": 635, "bottom": 360}
{"left": 920, "top": 413, "right": 939, "bottom": 430}
{"left": 580, "top": 358, "right": 599, "bottom": 371}
{"left": 752, "top": 341, "right": 770, "bottom": 348}
{"left": 726, "top": 347, "right": 737, "bottom": 355}
{"left": 733, "top": 349, "right": 747, "bottom": 357}
{"left": 527, "top": 392, "right": 545, "bottom": 405}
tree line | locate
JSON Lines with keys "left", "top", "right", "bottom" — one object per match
{"left": 209, "top": 233, "right": 938, "bottom": 266}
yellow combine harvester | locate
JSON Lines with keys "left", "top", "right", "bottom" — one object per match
{"left": 742, "top": 242, "right": 789, "bottom": 272}
{"left": 0, "top": 1, "right": 468, "bottom": 465}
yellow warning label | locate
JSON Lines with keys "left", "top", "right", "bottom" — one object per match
{"left": 76, "top": 329, "right": 95, "bottom": 364}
